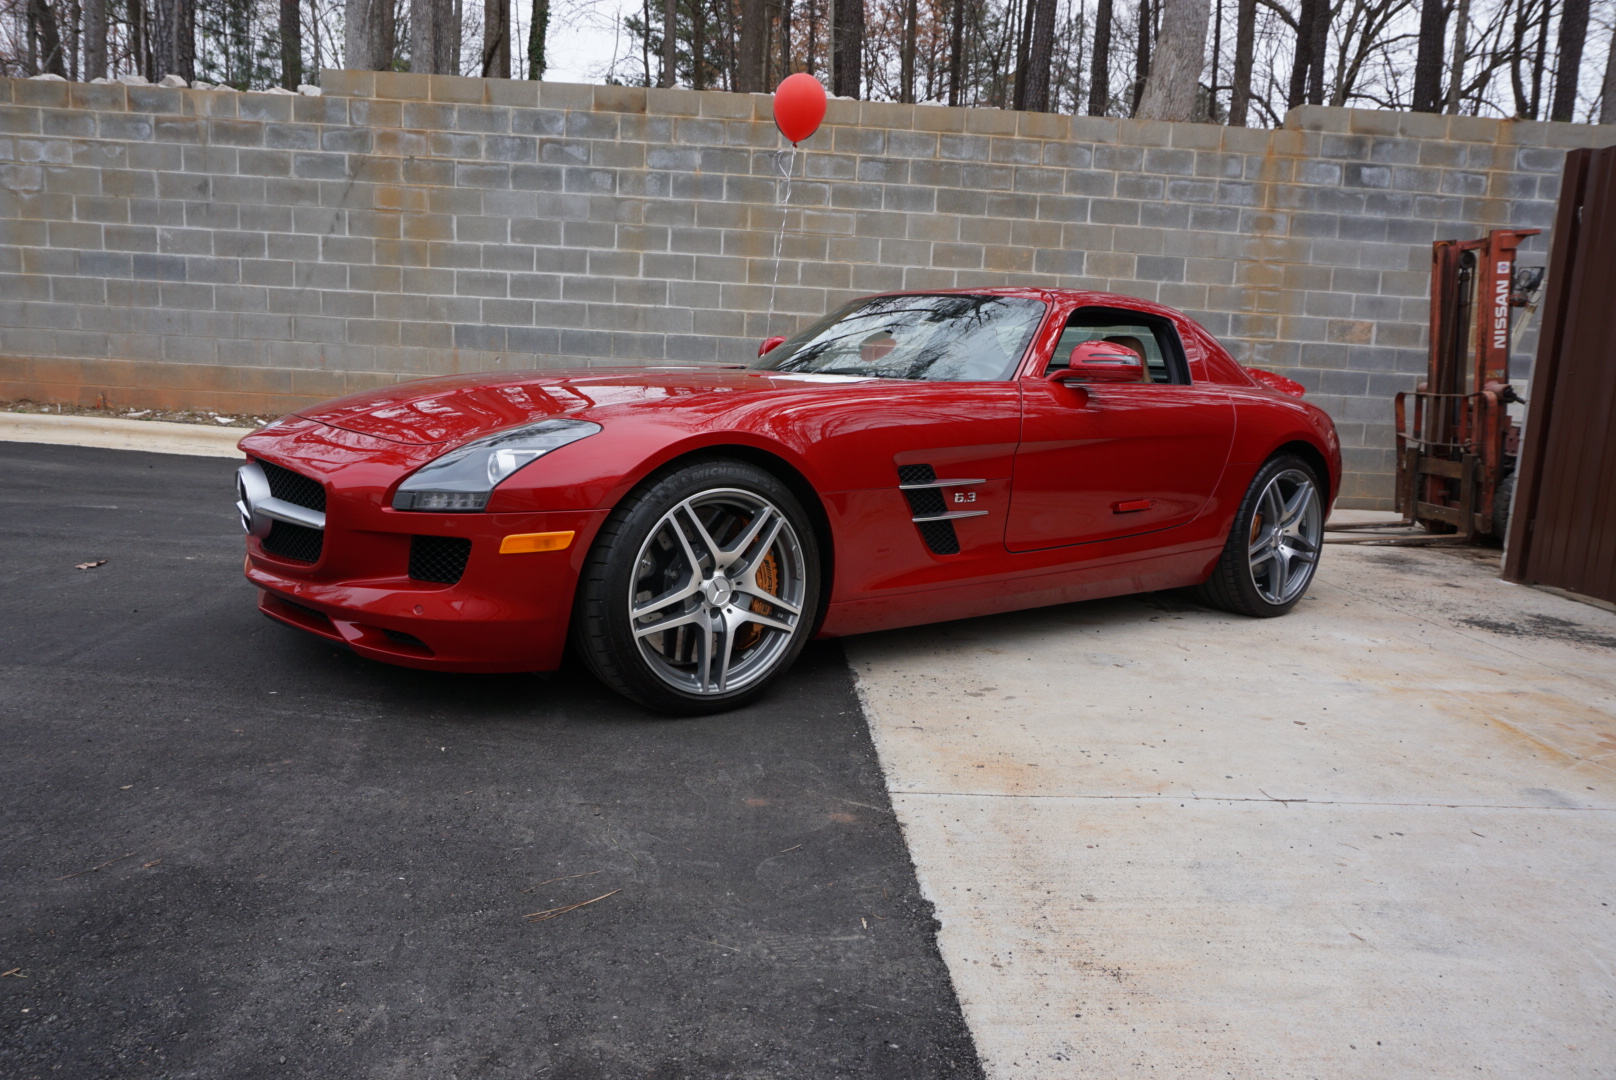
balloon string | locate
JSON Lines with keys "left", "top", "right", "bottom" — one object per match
{"left": 767, "top": 145, "right": 798, "bottom": 339}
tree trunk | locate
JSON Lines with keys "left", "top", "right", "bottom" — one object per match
{"left": 279, "top": 0, "right": 302, "bottom": 86}
{"left": 658, "top": 0, "right": 672, "bottom": 84}
{"left": 1549, "top": 0, "right": 1588, "bottom": 121}
{"left": 128, "top": 0, "right": 148, "bottom": 80}
{"left": 1021, "top": 0, "right": 1057, "bottom": 110}
{"left": 1012, "top": 0, "right": 1035, "bottom": 108}
{"left": 738, "top": 0, "right": 767, "bottom": 91}
{"left": 1305, "top": 0, "right": 1326, "bottom": 104}
{"left": 832, "top": 0, "right": 861, "bottom": 97}
{"left": 692, "top": 0, "right": 707, "bottom": 88}
{"left": 1228, "top": 0, "right": 1253, "bottom": 123}
{"left": 345, "top": 0, "right": 395, "bottom": 70}
{"left": 1602, "top": 17, "right": 1616, "bottom": 125}
{"left": 411, "top": 0, "right": 457, "bottom": 73}
{"left": 900, "top": 0, "right": 917, "bottom": 102}
{"left": 948, "top": 0, "right": 966, "bottom": 104}
{"left": 85, "top": 0, "right": 107, "bottom": 78}
{"left": 1135, "top": 0, "right": 1208, "bottom": 120}
{"left": 780, "top": 0, "right": 792, "bottom": 82}
{"left": 482, "top": 0, "right": 510, "bottom": 76}
{"left": 1444, "top": 0, "right": 1469, "bottom": 112}
{"left": 1411, "top": 0, "right": 1447, "bottom": 112}
{"left": 1287, "top": 0, "right": 1315, "bottom": 108}
{"left": 1088, "top": 0, "right": 1112, "bottom": 114}
{"left": 1132, "top": 0, "right": 1150, "bottom": 113}
{"left": 29, "top": 0, "right": 68, "bottom": 76}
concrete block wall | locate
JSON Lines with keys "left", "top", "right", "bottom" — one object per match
{"left": 2, "top": 70, "right": 1612, "bottom": 505}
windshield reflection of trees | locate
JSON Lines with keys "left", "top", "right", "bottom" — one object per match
{"left": 762, "top": 295, "right": 1041, "bottom": 382}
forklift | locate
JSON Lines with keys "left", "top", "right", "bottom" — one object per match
{"left": 1338, "top": 228, "right": 1546, "bottom": 543}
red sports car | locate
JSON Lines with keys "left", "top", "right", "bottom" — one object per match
{"left": 237, "top": 289, "right": 1339, "bottom": 713}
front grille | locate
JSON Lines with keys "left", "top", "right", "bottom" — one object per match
{"left": 259, "top": 460, "right": 326, "bottom": 512}
{"left": 410, "top": 535, "right": 472, "bottom": 584}
{"left": 898, "top": 463, "right": 960, "bottom": 556}
{"left": 263, "top": 520, "right": 324, "bottom": 563}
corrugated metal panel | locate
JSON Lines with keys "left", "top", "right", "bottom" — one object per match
{"left": 1503, "top": 146, "right": 1616, "bottom": 604}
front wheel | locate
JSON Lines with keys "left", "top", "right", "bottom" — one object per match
{"left": 1194, "top": 454, "right": 1325, "bottom": 617}
{"left": 571, "top": 459, "right": 820, "bottom": 715}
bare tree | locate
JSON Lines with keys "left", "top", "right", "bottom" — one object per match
{"left": 28, "top": 0, "right": 69, "bottom": 75}
{"left": 1088, "top": 0, "right": 1113, "bottom": 112}
{"left": 1603, "top": 15, "right": 1616, "bottom": 123}
{"left": 482, "top": 0, "right": 508, "bottom": 74}
{"left": 900, "top": 0, "right": 916, "bottom": 99}
{"left": 658, "top": 0, "right": 672, "bottom": 83}
{"left": 738, "top": 0, "right": 766, "bottom": 89}
{"left": 1137, "top": 0, "right": 1210, "bottom": 118}
{"left": 84, "top": 0, "right": 106, "bottom": 78}
{"left": 832, "top": 0, "right": 861, "bottom": 95}
{"left": 278, "top": 0, "right": 300, "bottom": 84}
{"left": 1020, "top": 0, "right": 1055, "bottom": 107}
{"left": 411, "top": 0, "right": 458, "bottom": 72}
{"left": 948, "top": 0, "right": 966, "bottom": 102}
{"left": 1133, "top": 0, "right": 1151, "bottom": 111}
{"left": 345, "top": 0, "right": 394, "bottom": 69}
{"left": 1411, "top": 0, "right": 1446, "bottom": 110}
{"left": 1550, "top": 0, "right": 1588, "bottom": 120}
{"left": 1443, "top": 0, "right": 1468, "bottom": 109}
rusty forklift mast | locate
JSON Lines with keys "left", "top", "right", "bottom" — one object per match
{"left": 1389, "top": 228, "right": 1545, "bottom": 540}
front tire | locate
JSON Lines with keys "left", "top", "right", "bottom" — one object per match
{"left": 1194, "top": 454, "right": 1324, "bottom": 617}
{"left": 571, "top": 459, "right": 820, "bottom": 715}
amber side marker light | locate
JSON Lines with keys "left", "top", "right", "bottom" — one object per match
{"left": 499, "top": 531, "right": 575, "bottom": 554}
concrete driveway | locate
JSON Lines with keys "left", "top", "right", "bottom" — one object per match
{"left": 850, "top": 540, "right": 1616, "bottom": 1079}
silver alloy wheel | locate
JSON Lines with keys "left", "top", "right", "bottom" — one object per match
{"left": 1247, "top": 468, "right": 1323, "bottom": 606}
{"left": 628, "top": 487, "right": 808, "bottom": 696}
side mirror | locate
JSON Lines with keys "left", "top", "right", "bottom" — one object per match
{"left": 758, "top": 336, "right": 786, "bottom": 356}
{"left": 1049, "top": 342, "right": 1145, "bottom": 384}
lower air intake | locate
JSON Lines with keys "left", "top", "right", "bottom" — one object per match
{"left": 410, "top": 535, "right": 472, "bottom": 584}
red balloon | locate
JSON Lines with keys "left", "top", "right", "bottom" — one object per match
{"left": 772, "top": 73, "right": 827, "bottom": 145}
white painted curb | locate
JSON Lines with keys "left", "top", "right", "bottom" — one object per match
{"left": 0, "top": 413, "right": 247, "bottom": 458}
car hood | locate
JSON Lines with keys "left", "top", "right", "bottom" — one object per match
{"left": 293, "top": 366, "right": 874, "bottom": 445}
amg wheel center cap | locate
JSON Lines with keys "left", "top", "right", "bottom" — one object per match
{"left": 703, "top": 576, "right": 735, "bottom": 607}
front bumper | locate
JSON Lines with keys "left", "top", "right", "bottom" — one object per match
{"left": 246, "top": 507, "right": 609, "bottom": 673}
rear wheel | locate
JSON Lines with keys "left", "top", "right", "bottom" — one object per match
{"left": 1194, "top": 454, "right": 1324, "bottom": 617}
{"left": 571, "top": 459, "right": 820, "bottom": 714}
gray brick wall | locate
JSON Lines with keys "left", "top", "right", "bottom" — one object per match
{"left": 2, "top": 70, "right": 1612, "bottom": 505}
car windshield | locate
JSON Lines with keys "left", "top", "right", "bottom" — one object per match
{"left": 750, "top": 294, "right": 1048, "bottom": 382}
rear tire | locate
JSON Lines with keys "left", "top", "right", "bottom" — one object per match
{"left": 1194, "top": 454, "right": 1325, "bottom": 617}
{"left": 571, "top": 459, "right": 820, "bottom": 715}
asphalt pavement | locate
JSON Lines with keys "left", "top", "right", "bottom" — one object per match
{"left": 0, "top": 442, "right": 982, "bottom": 1080}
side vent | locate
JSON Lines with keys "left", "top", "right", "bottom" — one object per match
{"left": 897, "top": 464, "right": 961, "bottom": 555}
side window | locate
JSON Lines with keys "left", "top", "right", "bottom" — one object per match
{"left": 1044, "top": 308, "right": 1190, "bottom": 384}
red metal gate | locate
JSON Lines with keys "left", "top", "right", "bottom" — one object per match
{"left": 1503, "top": 146, "right": 1616, "bottom": 604}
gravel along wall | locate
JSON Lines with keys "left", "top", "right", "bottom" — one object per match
{"left": 2, "top": 70, "right": 1612, "bottom": 505}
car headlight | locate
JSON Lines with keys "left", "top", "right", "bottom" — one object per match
{"left": 392, "top": 418, "right": 601, "bottom": 511}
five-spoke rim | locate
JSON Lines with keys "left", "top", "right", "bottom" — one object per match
{"left": 1247, "top": 468, "right": 1322, "bottom": 606}
{"left": 629, "top": 488, "right": 807, "bottom": 696}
